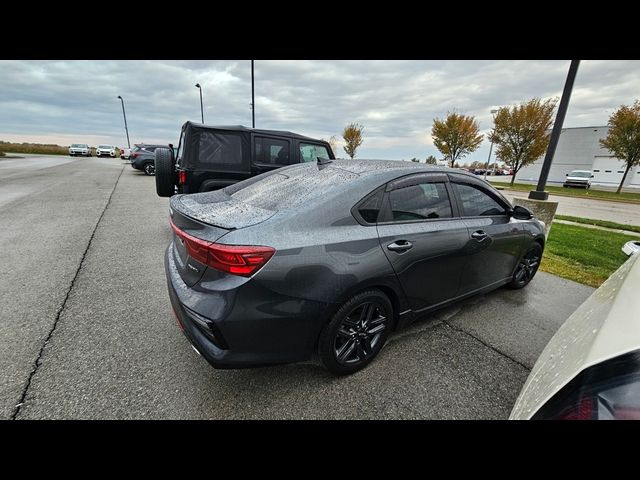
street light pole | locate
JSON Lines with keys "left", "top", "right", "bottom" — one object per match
{"left": 483, "top": 109, "right": 499, "bottom": 181}
{"left": 195, "top": 83, "right": 204, "bottom": 124}
{"left": 529, "top": 60, "right": 580, "bottom": 200}
{"left": 117, "top": 96, "right": 131, "bottom": 149}
{"left": 251, "top": 60, "right": 255, "bottom": 128}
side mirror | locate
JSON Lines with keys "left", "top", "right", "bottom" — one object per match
{"left": 591, "top": 174, "right": 595, "bottom": 178}
{"left": 511, "top": 205, "right": 533, "bottom": 220}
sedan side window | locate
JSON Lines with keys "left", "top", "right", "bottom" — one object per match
{"left": 453, "top": 183, "right": 507, "bottom": 217}
{"left": 389, "top": 182, "right": 452, "bottom": 221}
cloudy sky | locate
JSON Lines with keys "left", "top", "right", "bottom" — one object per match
{"left": 1, "top": 60, "right": 639, "bottom": 162}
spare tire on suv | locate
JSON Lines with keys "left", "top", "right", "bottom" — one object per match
{"left": 155, "top": 148, "right": 176, "bottom": 197}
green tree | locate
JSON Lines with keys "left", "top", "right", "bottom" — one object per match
{"left": 599, "top": 100, "right": 640, "bottom": 194}
{"left": 410, "top": 157, "right": 420, "bottom": 163}
{"left": 425, "top": 155, "right": 437, "bottom": 165}
{"left": 489, "top": 98, "right": 557, "bottom": 186}
{"left": 342, "top": 123, "right": 364, "bottom": 159}
{"left": 431, "top": 112, "right": 483, "bottom": 168}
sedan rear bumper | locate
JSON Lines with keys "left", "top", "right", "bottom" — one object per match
{"left": 165, "top": 244, "right": 332, "bottom": 368}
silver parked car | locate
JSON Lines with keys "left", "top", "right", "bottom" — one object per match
{"left": 69, "top": 143, "right": 91, "bottom": 157}
{"left": 96, "top": 144, "right": 116, "bottom": 157}
{"left": 511, "top": 248, "right": 640, "bottom": 420}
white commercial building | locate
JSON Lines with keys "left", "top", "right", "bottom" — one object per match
{"left": 516, "top": 126, "right": 640, "bottom": 189}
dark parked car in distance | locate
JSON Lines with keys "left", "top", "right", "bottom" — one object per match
{"left": 130, "top": 144, "right": 175, "bottom": 176}
{"left": 154, "top": 122, "right": 335, "bottom": 197}
{"left": 165, "top": 159, "right": 545, "bottom": 375}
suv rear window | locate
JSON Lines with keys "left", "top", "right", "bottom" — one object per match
{"left": 300, "top": 143, "right": 330, "bottom": 162}
{"left": 199, "top": 131, "right": 243, "bottom": 165}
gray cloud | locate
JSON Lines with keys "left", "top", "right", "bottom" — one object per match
{"left": 1, "top": 60, "right": 639, "bottom": 162}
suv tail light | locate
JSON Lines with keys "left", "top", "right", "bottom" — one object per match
{"left": 169, "top": 218, "right": 275, "bottom": 277}
{"left": 131, "top": 152, "right": 139, "bottom": 158}
{"left": 178, "top": 170, "right": 186, "bottom": 186}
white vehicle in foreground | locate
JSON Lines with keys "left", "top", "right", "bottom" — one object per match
{"left": 511, "top": 247, "right": 640, "bottom": 420}
{"left": 96, "top": 145, "right": 116, "bottom": 157}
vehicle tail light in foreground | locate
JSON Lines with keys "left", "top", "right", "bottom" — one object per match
{"left": 178, "top": 170, "right": 186, "bottom": 186}
{"left": 169, "top": 218, "right": 275, "bottom": 277}
{"left": 532, "top": 351, "right": 640, "bottom": 420}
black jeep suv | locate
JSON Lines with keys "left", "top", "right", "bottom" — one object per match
{"left": 154, "top": 122, "right": 335, "bottom": 196}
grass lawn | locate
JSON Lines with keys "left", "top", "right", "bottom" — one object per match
{"left": 555, "top": 215, "right": 640, "bottom": 233}
{"left": 491, "top": 181, "right": 640, "bottom": 203}
{"left": 540, "top": 222, "right": 637, "bottom": 287}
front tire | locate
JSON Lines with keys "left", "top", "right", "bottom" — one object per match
{"left": 318, "top": 290, "right": 392, "bottom": 375}
{"left": 507, "top": 243, "right": 542, "bottom": 289}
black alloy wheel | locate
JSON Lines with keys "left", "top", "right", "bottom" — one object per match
{"left": 144, "top": 163, "right": 155, "bottom": 175}
{"left": 508, "top": 243, "right": 542, "bottom": 289}
{"left": 319, "top": 290, "right": 392, "bottom": 375}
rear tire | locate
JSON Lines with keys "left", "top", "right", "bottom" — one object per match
{"left": 155, "top": 147, "right": 176, "bottom": 197}
{"left": 507, "top": 243, "right": 542, "bottom": 289}
{"left": 318, "top": 290, "right": 392, "bottom": 375}
{"left": 143, "top": 163, "right": 155, "bottom": 175}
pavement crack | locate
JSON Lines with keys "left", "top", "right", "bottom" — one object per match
{"left": 441, "top": 319, "right": 531, "bottom": 372}
{"left": 10, "top": 166, "right": 125, "bottom": 420}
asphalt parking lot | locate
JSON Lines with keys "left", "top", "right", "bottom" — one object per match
{"left": 0, "top": 155, "right": 597, "bottom": 419}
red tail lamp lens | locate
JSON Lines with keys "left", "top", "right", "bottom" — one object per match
{"left": 169, "top": 218, "right": 275, "bottom": 277}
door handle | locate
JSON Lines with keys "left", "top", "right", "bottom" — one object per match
{"left": 471, "top": 230, "right": 488, "bottom": 240}
{"left": 387, "top": 240, "right": 413, "bottom": 253}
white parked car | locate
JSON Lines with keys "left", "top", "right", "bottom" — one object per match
{"left": 120, "top": 147, "right": 131, "bottom": 160}
{"left": 511, "top": 247, "right": 640, "bottom": 420}
{"left": 563, "top": 170, "right": 593, "bottom": 189}
{"left": 96, "top": 145, "right": 116, "bottom": 157}
{"left": 69, "top": 144, "right": 91, "bottom": 157}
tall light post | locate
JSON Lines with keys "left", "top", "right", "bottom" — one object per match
{"left": 117, "top": 96, "right": 131, "bottom": 149}
{"left": 251, "top": 60, "right": 255, "bottom": 128}
{"left": 195, "top": 83, "right": 204, "bottom": 124}
{"left": 529, "top": 60, "right": 580, "bottom": 200}
{"left": 483, "top": 109, "right": 499, "bottom": 180}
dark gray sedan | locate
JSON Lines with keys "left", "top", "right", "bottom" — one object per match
{"left": 165, "top": 160, "right": 545, "bottom": 374}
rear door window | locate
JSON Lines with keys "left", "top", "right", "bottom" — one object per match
{"left": 255, "top": 137, "right": 290, "bottom": 165}
{"left": 300, "top": 143, "right": 331, "bottom": 162}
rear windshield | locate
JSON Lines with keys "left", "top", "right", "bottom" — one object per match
{"left": 223, "top": 166, "right": 358, "bottom": 211}
{"left": 569, "top": 171, "right": 591, "bottom": 178}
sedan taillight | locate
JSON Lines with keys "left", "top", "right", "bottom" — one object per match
{"left": 169, "top": 218, "right": 275, "bottom": 277}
